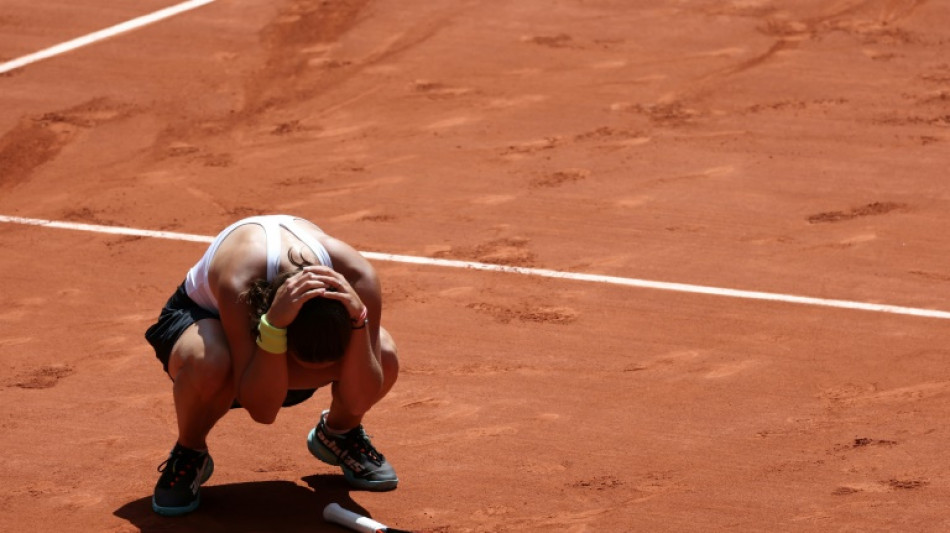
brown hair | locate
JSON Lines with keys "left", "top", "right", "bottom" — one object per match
{"left": 240, "top": 253, "right": 352, "bottom": 363}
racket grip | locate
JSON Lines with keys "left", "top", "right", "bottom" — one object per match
{"left": 323, "top": 503, "right": 388, "bottom": 533}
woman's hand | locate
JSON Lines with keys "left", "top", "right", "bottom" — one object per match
{"left": 264, "top": 267, "right": 332, "bottom": 328}
{"left": 264, "top": 266, "right": 365, "bottom": 328}
{"left": 300, "top": 265, "right": 366, "bottom": 322}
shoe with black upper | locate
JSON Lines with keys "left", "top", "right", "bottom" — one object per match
{"left": 152, "top": 443, "right": 214, "bottom": 516}
{"left": 307, "top": 410, "right": 398, "bottom": 491}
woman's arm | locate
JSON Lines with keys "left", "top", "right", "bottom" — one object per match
{"left": 208, "top": 226, "right": 306, "bottom": 424}
{"left": 306, "top": 240, "right": 385, "bottom": 417}
{"left": 217, "top": 275, "right": 289, "bottom": 424}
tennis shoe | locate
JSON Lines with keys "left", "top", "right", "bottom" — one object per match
{"left": 152, "top": 443, "right": 214, "bottom": 516}
{"left": 307, "top": 410, "right": 398, "bottom": 491}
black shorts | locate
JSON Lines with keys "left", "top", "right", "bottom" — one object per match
{"left": 144, "top": 281, "right": 317, "bottom": 409}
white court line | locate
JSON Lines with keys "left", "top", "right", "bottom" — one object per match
{"left": 0, "top": 0, "right": 216, "bottom": 75}
{"left": 3, "top": 214, "right": 950, "bottom": 320}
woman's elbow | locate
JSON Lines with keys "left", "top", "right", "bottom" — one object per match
{"left": 247, "top": 405, "right": 279, "bottom": 424}
{"left": 239, "top": 395, "right": 281, "bottom": 424}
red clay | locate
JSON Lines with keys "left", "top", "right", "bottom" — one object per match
{"left": 2, "top": 1, "right": 950, "bottom": 531}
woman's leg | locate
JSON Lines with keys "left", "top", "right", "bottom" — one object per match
{"left": 167, "top": 318, "right": 235, "bottom": 450}
{"left": 327, "top": 326, "right": 399, "bottom": 430}
{"left": 309, "top": 327, "right": 400, "bottom": 491}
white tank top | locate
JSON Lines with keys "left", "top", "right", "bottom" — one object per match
{"left": 184, "top": 215, "right": 333, "bottom": 311}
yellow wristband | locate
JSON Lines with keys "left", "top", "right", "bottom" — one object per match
{"left": 256, "top": 314, "right": 287, "bottom": 354}
{"left": 256, "top": 334, "right": 287, "bottom": 354}
{"left": 259, "top": 314, "right": 287, "bottom": 336}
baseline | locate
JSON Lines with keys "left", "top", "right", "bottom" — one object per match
{"left": 0, "top": 0, "right": 216, "bottom": 75}
{"left": 2, "top": 214, "right": 948, "bottom": 321}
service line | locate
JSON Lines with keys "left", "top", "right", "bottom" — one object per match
{"left": 3, "top": 214, "right": 949, "bottom": 320}
{"left": 0, "top": 0, "right": 216, "bottom": 75}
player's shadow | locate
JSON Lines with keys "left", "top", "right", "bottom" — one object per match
{"left": 114, "top": 474, "right": 364, "bottom": 532}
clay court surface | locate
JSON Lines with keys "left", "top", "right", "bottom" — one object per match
{"left": 2, "top": 0, "right": 950, "bottom": 531}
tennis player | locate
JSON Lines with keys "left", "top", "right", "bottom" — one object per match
{"left": 144, "top": 214, "right": 399, "bottom": 516}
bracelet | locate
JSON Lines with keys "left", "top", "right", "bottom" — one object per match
{"left": 256, "top": 313, "right": 288, "bottom": 354}
{"left": 352, "top": 306, "right": 368, "bottom": 330}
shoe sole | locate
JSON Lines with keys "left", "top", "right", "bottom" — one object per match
{"left": 152, "top": 495, "right": 200, "bottom": 517}
{"left": 307, "top": 428, "right": 398, "bottom": 492}
{"left": 151, "top": 456, "right": 214, "bottom": 516}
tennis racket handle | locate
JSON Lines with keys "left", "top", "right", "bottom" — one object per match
{"left": 323, "top": 503, "right": 388, "bottom": 533}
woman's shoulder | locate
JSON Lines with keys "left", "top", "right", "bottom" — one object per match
{"left": 320, "top": 235, "right": 363, "bottom": 265}
{"left": 208, "top": 225, "right": 269, "bottom": 292}
{"left": 318, "top": 235, "right": 376, "bottom": 284}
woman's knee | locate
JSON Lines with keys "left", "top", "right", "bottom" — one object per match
{"left": 169, "top": 320, "right": 233, "bottom": 390}
{"left": 379, "top": 327, "right": 399, "bottom": 385}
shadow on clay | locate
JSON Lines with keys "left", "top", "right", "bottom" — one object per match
{"left": 113, "top": 475, "right": 366, "bottom": 532}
